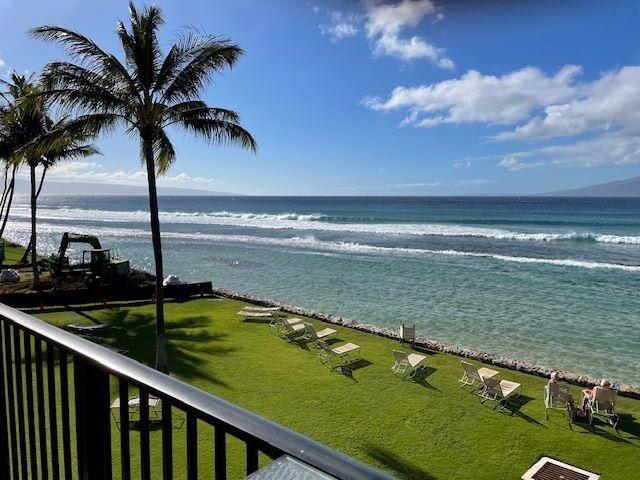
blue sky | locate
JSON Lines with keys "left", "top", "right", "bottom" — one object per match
{"left": 1, "top": 0, "right": 639, "bottom": 195}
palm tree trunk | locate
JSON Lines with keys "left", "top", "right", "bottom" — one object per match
{"left": 19, "top": 167, "right": 47, "bottom": 263}
{"left": 35, "top": 166, "right": 47, "bottom": 198}
{"left": 0, "top": 165, "right": 17, "bottom": 239}
{"left": 0, "top": 164, "right": 10, "bottom": 212}
{"left": 143, "top": 136, "right": 169, "bottom": 373}
{"left": 29, "top": 163, "right": 40, "bottom": 290}
{"left": 19, "top": 167, "right": 48, "bottom": 264}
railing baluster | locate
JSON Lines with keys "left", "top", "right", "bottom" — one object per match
{"left": 214, "top": 425, "right": 227, "bottom": 480}
{"left": 246, "top": 441, "right": 259, "bottom": 475}
{"left": 35, "top": 337, "right": 49, "bottom": 480}
{"left": 59, "top": 351, "right": 73, "bottom": 480}
{"left": 161, "top": 400, "right": 172, "bottom": 480}
{"left": 186, "top": 413, "right": 197, "bottom": 480}
{"left": 139, "top": 389, "right": 150, "bottom": 480}
{"left": 46, "top": 344, "right": 60, "bottom": 479}
{"left": 23, "top": 332, "right": 38, "bottom": 479}
{"left": 119, "top": 379, "right": 131, "bottom": 480}
{"left": 0, "top": 319, "right": 11, "bottom": 480}
{"left": 0, "top": 303, "right": 395, "bottom": 480}
{"left": 4, "top": 322, "right": 19, "bottom": 479}
{"left": 13, "top": 328, "right": 28, "bottom": 479}
{"left": 74, "top": 356, "right": 111, "bottom": 480}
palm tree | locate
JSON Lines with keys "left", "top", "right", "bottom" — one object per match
{"left": 0, "top": 103, "right": 20, "bottom": 240}
{"left": 1, "top": 73, "right": 99, "bottom": 286}
{"left": 32, "top": 2, "right": 257, "bottom": 373}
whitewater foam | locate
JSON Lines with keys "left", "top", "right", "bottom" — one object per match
{"left": 5, "top": 220, "right": 639, "bottom": 273}
{"left": 9, "top": 206, "right": 640, "bottom": 245}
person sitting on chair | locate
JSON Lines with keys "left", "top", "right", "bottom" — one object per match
{"left": 548, "top": 371, "right": 575, "bottom": 409}
{"left": 582, "top": 378, "right": 613, "bottom": 409}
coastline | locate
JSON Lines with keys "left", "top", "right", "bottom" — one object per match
{"left": 212, "top": 285, "right": 640, "bottom": 400}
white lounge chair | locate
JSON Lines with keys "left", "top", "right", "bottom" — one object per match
{"left": 391, "top": 350, "right": 427, "bottom": 378}
{"left": 301, "top": 323, "right": 337, "bottom": 344}
{"left": 268, "top": 316, "right": 303, "bottom": 335}
{"left": 399, "top": 324, "right": 416, "bottom": 345}
{"left": 317, "top": 340, "right": 360, "bottom": 369}
{"left": 544, "top": 382, "right": 572, "bottom": 419}
{"left": 243, "top": 306, "right": 282, "bottom": 312}
{"left": 236, "top": 310, "right": 274, "bottom": 322}
{"left": 478, "top": 376, "right": 522, "bottom": 409}
{"left": 279, "top": 320, "right": 307, "bottom": 341}
{"left": 459, "top": 361, "right": 499, "bottom": 389}
{"left": 587, "top": 387, "right": 619, "bottom": 428}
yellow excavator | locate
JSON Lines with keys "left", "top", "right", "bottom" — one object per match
{"left": 50, "top": 232, "right": 130, "bottom": 284}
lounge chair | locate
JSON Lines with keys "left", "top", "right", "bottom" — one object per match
{"left": 317, "top": 340, "right": 360, "bottom": 369}
{"left": 243, "top": 306, "right": 281, "bottom": 312}
{"left": 399, "top": 324, "right": 416, "bottom": 345}
{"left": 459, "top": 361, "right": 499, "bottom": 389}
{"left": 544, "top": 382, "right": 572, "bottom": 420}
{"left": 110, "top": 395, "right": 162, "bottom": 429}
{"left": 478, "top": 376, "right": 522, "bottom": 409}
{"left": 279, "top": 320, "right": 307, "bottom": 341}
{"left": 587, "top": 387, "right": 619, "bottom": 428}
{"left": 300, "top": 322, "right": 337, "bottom": 344}
{"left": 391, "top": 350, "right": 427, "bottom": 378}
{"left": 235, "top": 310, "right": 274, "bottom": 322}
{"left": 268, "top": 316, "right": 303, "bottom": 335}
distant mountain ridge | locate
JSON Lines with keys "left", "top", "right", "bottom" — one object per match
{"left": 13, "top": 179, "right": 234, "bottom": 196}
{"left": 544, "top": 176, "right": 640, "bottom": 197}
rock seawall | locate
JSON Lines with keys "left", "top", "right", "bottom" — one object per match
{"left": 212, "top": 287, "right": 640, "bottom": 400}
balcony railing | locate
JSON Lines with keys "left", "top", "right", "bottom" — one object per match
{"left": 0, "top": 302, "right": 394, "bottom": 480}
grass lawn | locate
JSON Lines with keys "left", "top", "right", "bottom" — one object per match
{"left": 29, "top": 298, "right": 640, "bottom": 479}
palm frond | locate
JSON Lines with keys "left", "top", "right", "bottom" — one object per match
{"left": 30, "top": 25, "right": 141, "bottom": 101}
{"left": 40, "top": 62, "right": 131, "bottom": 114}
{"left": 161, "top": 40, "right": 244, "bottom": 103}
{"left": 164, "top": 106, "right": 240, "bottom": 127}
{"left": 178, "top": 117, "right": 257, "bottom": 152}
{"left": 153, "top": 128, "right": 176, "bottom": 174}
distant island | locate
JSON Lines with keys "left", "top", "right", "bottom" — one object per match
{"left": 543, "top": 176, "right": 640, "bottom": 197}
{"left": 14, "top": 179, "right": 234, "bottom": 196}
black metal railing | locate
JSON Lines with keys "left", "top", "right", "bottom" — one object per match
{"left": 0, "top": 303, "right": 394, "bottom": 480}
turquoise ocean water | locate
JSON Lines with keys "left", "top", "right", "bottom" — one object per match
{"left": 5, "top": 195, "right": 640, "bottom": 385}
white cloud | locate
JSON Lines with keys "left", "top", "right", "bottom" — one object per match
{"left": 364, "top": 0, "right": 452, "bottom": 67}
{"left": 0, "top": 58, "right": 5, "bottom": 67}
{"left": 388, "top": 181, "right": 446, "bottom": 188}
{"left": 26, "top": 161, "right": 218, "bottom": 188}
{"left": 317, "top": 0, "right": 452, "bottom": 68}
{"left": 495, "top": 66, "right": 640, "bottom": 141}
{"left": 364, "top": 65, "right": 582, "bottom": 127}
{"left": 319, "top": 11, "right": 359, "bottom": 41}
{"left": 498, "top": 133, "right": 640, "bottom": 171}
{"left": 366, "top": 61, "right": 640, "bottom": 172}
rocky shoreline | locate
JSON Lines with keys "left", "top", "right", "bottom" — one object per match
{"left": 212, "top": 286, "right": 640, "bottom": 400}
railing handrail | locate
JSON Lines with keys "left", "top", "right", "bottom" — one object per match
{"left": 0, "top": 302, "right": 394, "bottom": 480}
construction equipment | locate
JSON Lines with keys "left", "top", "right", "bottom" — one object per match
{"left": 50, "top": 232, "right": 130, "bottom": 283}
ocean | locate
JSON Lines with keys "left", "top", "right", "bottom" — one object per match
{"left": 4, "top": 195, "right": 640, "bottom": 385}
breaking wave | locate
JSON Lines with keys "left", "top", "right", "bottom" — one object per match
{"left": 10, "top": 206, "right": 640, "bottom": 245}
{"left": 6, "top": 221, "right": 639, "bottom": 273}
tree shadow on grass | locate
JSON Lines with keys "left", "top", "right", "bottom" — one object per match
{"left": 360, "top": 443, "right": 436, "bottom": 480}
{"left": 93, "top": 308, "right": 234, "bottom": 388}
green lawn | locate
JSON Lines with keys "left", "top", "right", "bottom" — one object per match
{"left": 33, "top": 298, "right": 640, "bottom": 479}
